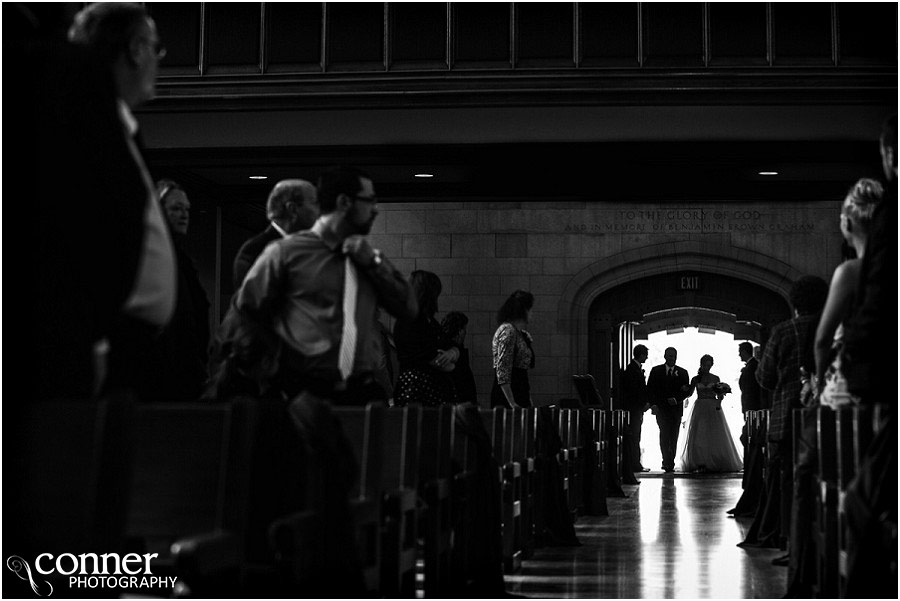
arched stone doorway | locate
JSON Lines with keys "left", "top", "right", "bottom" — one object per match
{"left": 558, "top": 241, "right": 800, "bottom": 404}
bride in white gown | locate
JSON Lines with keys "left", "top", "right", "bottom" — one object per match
{"left": 678, "top": 354, "right": 743, "bottom": 473}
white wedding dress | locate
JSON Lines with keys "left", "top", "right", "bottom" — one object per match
{"left": 678, "top": 378, "right": 743, "bottom": 473}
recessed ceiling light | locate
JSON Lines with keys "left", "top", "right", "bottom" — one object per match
{"left": 414, "top": 173, "right": 434, "bottom": 178}
{"left": 758, "top": 171, "right": 778, "bottom": 176}
{"left": 249, "top": 175, "right": 268, "bottom": 180}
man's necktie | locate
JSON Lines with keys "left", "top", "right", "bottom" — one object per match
{"left": 338, "top": 257, "right": 359, "bottom": 380}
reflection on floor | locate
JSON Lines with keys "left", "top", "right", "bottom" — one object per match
{"left": 505, "top": 475, "right": 788, "bottom": 599}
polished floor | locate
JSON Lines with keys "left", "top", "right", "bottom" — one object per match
{"left": 505, "top": 475, "right": 788, "bottom": 599}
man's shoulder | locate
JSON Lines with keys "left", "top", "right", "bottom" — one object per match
{"left": 272, "top": 230, "right": 325, "bottom": 252}
{"left": 237, "top": 226, "right": 278, "bottom": 255}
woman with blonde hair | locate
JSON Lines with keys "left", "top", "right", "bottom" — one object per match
{"left": 814, "top": 178, "right": 884, "bottom": 407}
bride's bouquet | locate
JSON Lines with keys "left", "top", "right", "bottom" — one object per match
{"left": 712, "top": 382, "right": 732, "bottom": 396}
{"left": 712, "top": 382, "right": 731, "bottom": 410}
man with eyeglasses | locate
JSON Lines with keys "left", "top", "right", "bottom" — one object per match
{"left": 234, "top": 166, "right": 417, "bottom": 402}
{"left": 231, "top": 166, "right": 416, "bottom": 593}
{"left": 5, "top": 1, "right": 175, "bottom": 582}
{"left": 67, "top": 2, "right": 176, "bottom": 395}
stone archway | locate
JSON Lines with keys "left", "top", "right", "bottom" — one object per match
{"left": 557, "top": 240, "right": 803, "bottom": 378}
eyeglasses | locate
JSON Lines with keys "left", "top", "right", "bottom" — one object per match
{"left": 352, "top": 195, "right": 378, "bottom": 205}
{"left": 141, "top": 37, "right": 167, "bottom": 60}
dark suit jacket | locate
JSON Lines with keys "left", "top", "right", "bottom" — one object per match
{"left": 9, "top": 32, "right": 146, "bottom": 399}
{"left": 233, "top": 224, "right": 281, "bottom": 291}
{"left": 135, "top": 243, "right": 211, "bottom": 401}
{"left": 646, "top": 364, "right": 690, "bottom": 418}
{"left": 739, "top": 357, "right": 762, "bottom": 412}
{"left": 620, "top": 360, "right": 648, "bottom": 412}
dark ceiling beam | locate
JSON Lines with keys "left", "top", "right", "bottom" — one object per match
{"left": 144, "top": 68, "right": 897, "bottom": 112}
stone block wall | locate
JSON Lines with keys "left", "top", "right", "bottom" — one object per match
{"left": 368, "top": 200, "right": 842, "bottom": 407}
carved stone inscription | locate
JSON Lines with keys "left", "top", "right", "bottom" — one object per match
{"left": 563, "top": 208, "right": 816, "bottom": 233}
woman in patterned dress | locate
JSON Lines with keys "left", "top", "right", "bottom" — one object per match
{"left": 393, "top": 270, "right": 459, "bottom": 406}
{"left": 491, "top": 289, "right": 535, "bottom": 408}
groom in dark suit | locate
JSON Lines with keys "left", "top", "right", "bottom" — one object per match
{"left": 737, "top": 341, "right": 762, "bottom": 448}
{"left": 647, "top": 347, "right": 691, "bottom": 472}
{"left": 621, "top": 344, "right": 650, "bottom": 472}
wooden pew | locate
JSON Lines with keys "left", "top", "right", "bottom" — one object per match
{"left": 582, "top": 408, "right": 609, "bottom": 516}
{"left": 815, "top": 407, "right": 839, "bottom": 598}
{"left": 380, "top": 404, "right": 423, "bottom": 597}
{"left": 7, "top": 393, "right": 136, "bottom": 596}
{"left": 554, "top": 407, "right": 573, "bottom": 511}
{"left": 564, "top": 408, "right": 585, "bottom": 515}
{"left": 480, "top": 407, "right": 523, "bottom": 573}
{"left": 329, "top": 403, "right": 385, "bottom": 595}
{"left": 836, "top": 405, "right": 882, "bottom": 597}
{"left": 448, "top": 403, "right": 483, "bottom": 594}
{"left": 513, "top": 407, "right": 537, "bottom": 559}
{"left": 606, "top": 409, "right": 627, "bottom": 497}
{"left": 126, "top": 398, "right": 258, "bottom": 597}
{"left": 418, "top": 404, "right": 455, "bottom": 597}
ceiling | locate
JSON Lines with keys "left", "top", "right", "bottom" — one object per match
{"left": 143, "top": 138, "right": 885, "bottom": 211}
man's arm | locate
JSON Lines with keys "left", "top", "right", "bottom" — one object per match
{"left": 344, "top": 236, "right": 417, "bottom": 320}
{"left": 645, "top": 367, "right": 660, "bottom": 402}
{"left": 675, "top": 370, "right": 691, "bottom": 403}
{"left": 233, "top": 241, "right": 283, "bottom": 320}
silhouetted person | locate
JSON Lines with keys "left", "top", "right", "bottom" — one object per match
{"left": 840, "top": 114, "right": 897, "bottom": 405}
{"left": 232, "top": 179, "right": 319, "bottom": 291}
{"left": 813, "top": 178, "right": 884, "bottom": 407}
{"left": 647, "top": 347, "right": 691, "bottom": 473}
{"left": 234, "top": 166, "right": 417, "bottom": 402}
{"left": 729, "top": 341, "right": 764, "bottom": 517}
{"left": 841, "top": 114, "right": 897, "bottom": 599}
{"left": 130, "top": 179, "right": 210, "bottom": 401}
{"left": 491, "top": 290, "right": 535, "bottom": 408}
{"left": 7, "top": 2, "right": 173, "bottom": 400}
{"left": 394, "top": 270, "right": 459, "bottom": 406}
{"left": 748, "top": 275, "right": 827, "bottom": 560}
{"left": 442, "top": 311, "right": 478, "bottom": 405}
{"left": 233, "top": 166, "right": 416, "bottom": 595}
{"left": 6, "top": 4, "right": 174, "bottom": 594}
{"left": 679, "top": 354, "right": 742, "bottom": 473}
{"left": 621, "top": 344, "right": 650, "bottom": 472}
{"left": 67, "top": 2, "right": 177, "bottom": 397}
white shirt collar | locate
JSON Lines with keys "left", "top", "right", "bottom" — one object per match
{"left": 117, "top": 99, "right": 139, "bottom": 137}
{"left": 271, "top": 220, "right": 289, "bottom": 238}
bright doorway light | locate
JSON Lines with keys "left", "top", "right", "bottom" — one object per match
{"left": 636, "top": 327, "right": 755, "bottom": 472}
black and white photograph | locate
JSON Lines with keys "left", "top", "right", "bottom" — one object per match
{"left": 4, "top": 1, "right": 896, "bottom": 599}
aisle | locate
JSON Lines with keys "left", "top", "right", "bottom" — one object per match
{"left": 505, "top": 476, "right": 787, "bottom": 599}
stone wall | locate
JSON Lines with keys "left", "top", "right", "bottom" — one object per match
{"left": 368, "top": 200, "right": 843, "bottom": 407}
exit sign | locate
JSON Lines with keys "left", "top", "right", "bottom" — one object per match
{"left": 680, "top": 275, "right": 700, "bottom": 290}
